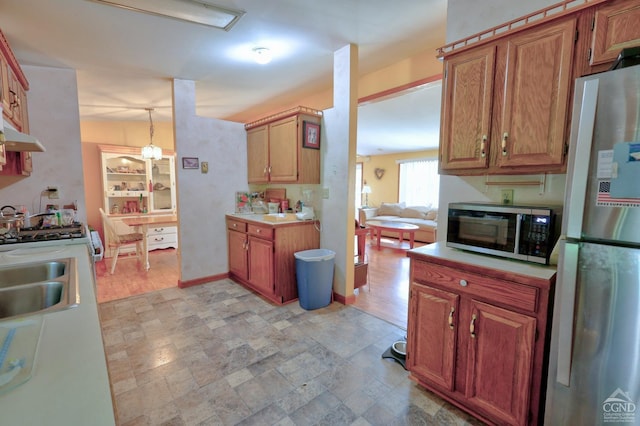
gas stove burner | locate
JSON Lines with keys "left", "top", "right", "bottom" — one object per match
{"left": 0, "top": 222, "right": 87, "bottom": 245}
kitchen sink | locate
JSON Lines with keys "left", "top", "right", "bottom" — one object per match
{"left": 0, "top": 261, "right": 66, "bottom": 289}
{"left": 0, "top": 258, "right": 78, "bottom": 321}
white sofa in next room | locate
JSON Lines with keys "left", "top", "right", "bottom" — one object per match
{"left": 358, "top": 202, "right": 438, "bottom": 243}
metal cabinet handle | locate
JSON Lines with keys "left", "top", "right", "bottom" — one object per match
{"left": 232, "top": 223, "right": 237, "bottom": 228}
{"left": 459, "top": 279, "right": 468, "bottom": 287}
{"left": 501, "top": 132, "right": 509, "bottom": 156}
{"left": 256, "top": 228, "right": 261, "bottom": 233}
{"left": 268, "top": 165, "right": 272, "bottom": 174}
{"left": 480, "top": 135, "right": 487, "bottom": 158}
{"left": 448, "top": 306, "right": 455, "bottom": 330}
{"left": 154, "top": 227, "right": 164, "bottom": 232}
{"left": 470, "top": 314, "right": 477, "bottom": 338}
{"left": 154, "top": 237, "right": 164, "bottom": 241}
{"left": 263, "top": 167, "right": 267, "bottom": 175}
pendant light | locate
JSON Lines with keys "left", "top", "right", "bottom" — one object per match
{"left": 141, "top": 108, "right": 162, "bottom": 160}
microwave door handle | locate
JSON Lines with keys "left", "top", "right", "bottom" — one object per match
{"left": 514, "top": 214, "right": 522, "bottom": 254}
{"left": 557, "top": 241, "right": 579, "bottom": 386}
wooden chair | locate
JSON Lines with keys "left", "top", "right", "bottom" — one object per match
{"left": 99, "top": 208, "right": 144, "bottom": 274}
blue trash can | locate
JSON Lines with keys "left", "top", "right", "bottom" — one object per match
{"left": 294, "top": 249, "right": 335, "bottom": 310}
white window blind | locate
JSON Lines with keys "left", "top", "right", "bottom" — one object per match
{"left": 398, "top": 158, "right": 439, "bottom": 207}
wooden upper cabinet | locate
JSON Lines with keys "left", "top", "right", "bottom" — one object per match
{"left": 268, "top": 115, "right": 298, "bottom": 182}
{"left": 245, "top": 107, "right": 322, "bottom": 184}
{"left": 439, "top": 17, "right": 575, "bottom": 175}
{"left": 439, "top": 45, "right": 495, "bottom": 172}
{"left": 498, "top": 18, "right": 575, "bottom": 170}
{"left": 591, "top": 0, "right": 640, "bottom": 66}
{"left": 247, "top": 125, "right": 269, "bottom": 183}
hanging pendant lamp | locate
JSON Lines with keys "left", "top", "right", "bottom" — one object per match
{"left": 141, "top": 108, "right": 162, "bottom": 160}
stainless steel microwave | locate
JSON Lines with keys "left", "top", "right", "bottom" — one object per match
{"left": 446, "top": 202, "right": 562, "bottom": 264}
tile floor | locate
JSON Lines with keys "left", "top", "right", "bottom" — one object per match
{"left": 99, "top": 279, "right": 484, "bottom": 426}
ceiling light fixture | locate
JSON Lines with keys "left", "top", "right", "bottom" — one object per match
{"left": 141, "top": 108, "right": 162, "bottom": 160}
{"left": 88, "top": 0, "right": 245, "bottom": 31}
{"left": 253, "top": 47, "right": 272, "bottom": 65}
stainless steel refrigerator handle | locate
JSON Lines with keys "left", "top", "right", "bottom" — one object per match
{"left": 565, "top": 79, "right": 599, "bottom": 239}
{"left": 557, "top": 241, "right": 579, "bottom": 386}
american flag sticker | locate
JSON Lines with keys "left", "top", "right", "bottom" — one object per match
{"left": 596, "top": 180, "right": 640, "bottom": 207}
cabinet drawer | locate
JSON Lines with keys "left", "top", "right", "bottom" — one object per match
{"left": 147, "top": 225, "right": 176, "bottom": 236}
{"left": 248, "top": 223, "right": 273, "bottom": 239}
{"left": 227, "top": 219, "right": 247, "bottom": 232}
{"left": 412, "top": 261, "right": 539, "bottom": 313}
{"left": 148, "top": 233, "right": 177, "bottom": 245}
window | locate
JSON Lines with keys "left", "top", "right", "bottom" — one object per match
{"left": 398, "top": 158, "right": 439, "bottom": 207}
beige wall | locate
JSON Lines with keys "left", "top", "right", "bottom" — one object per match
{"left": 80, "top": 121, "right": 174, "bottom": 238}
{"left": 237, "top": 47, "right": 444, "bottom": 123}
{"left": 360, "top": 150, "right": 438, "bottom": 207}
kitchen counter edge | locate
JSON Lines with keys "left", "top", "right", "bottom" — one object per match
{"left": 407, "top": 242, "right": 557, "bottom": 283}
{"left": 0, "top": 241, "right": 115, "bottom": 425}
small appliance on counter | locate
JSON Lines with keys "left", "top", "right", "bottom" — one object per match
{"left": 447, "top": 202, "right": 561, "bottom": 265}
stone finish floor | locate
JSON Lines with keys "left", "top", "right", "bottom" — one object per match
{"left": 99, "top": 279, "right": 484, "bottom": 426}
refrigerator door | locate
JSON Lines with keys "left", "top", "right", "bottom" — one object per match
{"left": 564, "top": 65, "right": 640, "bottom": 246}
{"left": 545, "top": 242, "right": 640, "bottom": 425}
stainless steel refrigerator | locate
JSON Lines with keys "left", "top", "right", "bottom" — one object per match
{"left": 545, "top": 64, "right": 640, "bottom": 425}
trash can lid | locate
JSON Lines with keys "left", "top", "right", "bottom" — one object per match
{"left": 294, "top": 249, "right": 336, "bottom": 261}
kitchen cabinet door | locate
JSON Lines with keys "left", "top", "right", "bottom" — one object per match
{"left": 464, "top": 299, "right": 536, "bottom": 426}
{"left": 439, "top": 17, "right": 574, "bottom": 175}
{"left": 247, "top": 125, "right": 269, "bottom": 183}
{"left": 590, "top": 0, "right": 640, "bottom": 67}
{"left": 407, "top": 284, "right": 459, "bottom": 391}
{"left": 228, "top": 229, "right": 248, "bottom": 280}
{"left": 497, "top": 18, "right": 575, "bottom": 170}
{"left": 248, "top": 235, "right": 274, "bottom": 296}
{"left": 439, "top": 45, "right": 495, "bottom": 172}
{"left": 268, "top": 115, "right": 298, "bottom": 182}
{"left": 150, "top": 156, "right": 176, "bottom": 212}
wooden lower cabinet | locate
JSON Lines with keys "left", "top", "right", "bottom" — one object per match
{"left": 226, "top": 215, "right": 319, "bottom": 304}
{"left": 406, "top": 254, "right": 554, "bottom": 426}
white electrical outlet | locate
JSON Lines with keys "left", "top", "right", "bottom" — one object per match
{"left": 322, "top": 188, "right": 329, "bottom": 199}
{"left": 48, "top": 186, "right": 59, "bottom": 199}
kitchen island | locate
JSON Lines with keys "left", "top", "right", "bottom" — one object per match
{"left": 226, "top": 213, "right": 320, "bottom": 304}
{"left": 0, "top": 240, "right": 114, "bottom": 425}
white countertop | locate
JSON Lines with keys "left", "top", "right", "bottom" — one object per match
{"left": 227, "top": 212, "right": 314, "bottom": 225}
{"left": 0, "top": 239, "right": 115, "bottom": 425}
{"left": 408, "top": 242, "right": 557, "bottom": 281}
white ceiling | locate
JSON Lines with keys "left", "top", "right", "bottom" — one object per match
{"left": 0, "top": 0, "right": 446, "bottom": 155}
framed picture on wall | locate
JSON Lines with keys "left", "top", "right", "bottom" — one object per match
{"left": 182, "top": 157, "right": 199, "bottom": 169}
{"left": 302, "top": 121, "right": 321, "bottom": 149}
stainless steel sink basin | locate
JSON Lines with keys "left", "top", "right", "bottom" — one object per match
{"left": 0, "top": 261, "right": 66, "bottom": 289}
{"left": 0, "top": 258, "right": 78, "bottom": 321}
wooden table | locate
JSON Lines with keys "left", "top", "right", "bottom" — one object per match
{"left": 122, "top": 214, "right": 177, "bottom": 270}
{"left": 366, "top": 220, "right": 419, "bottom": 250}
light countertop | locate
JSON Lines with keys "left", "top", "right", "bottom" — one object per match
{"left": 0, "top": 240, "right": 115, "bottom": 425}
{"left": 408, "top": 242, "right": 557, "bottom": 281}
{"left": 227, "top": 212, "right": 315, "bottom": 225}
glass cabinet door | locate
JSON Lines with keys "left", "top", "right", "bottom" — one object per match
{"left": 150, "top": 156, "right": 175, "bottom": 212}
{"left": 103, "top": 154, "right": 148, "bottom": 214}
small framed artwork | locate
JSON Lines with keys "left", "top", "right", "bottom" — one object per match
{"left": 302, "top": 121, "right": 321, "bottom": 149}
{"left": 182, "top": 157, "right": 199, "bottom": 169}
